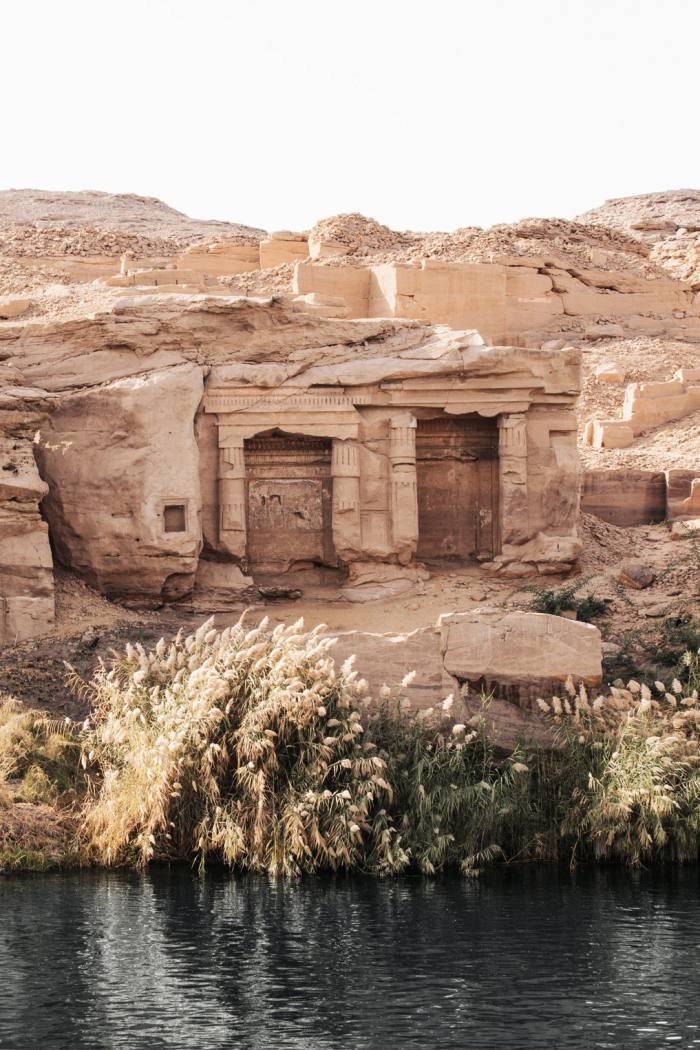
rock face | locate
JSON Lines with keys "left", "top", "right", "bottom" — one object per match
{"left": 0, "top": 295, "right": 584, "bottom": 611}
{"left": 327, "top": 609, "right": 602, "bottom": 743}
{"left": 0, "top": 388, "right": 54, "bottom": 642}
{"left": 437, "top": 609, "right": 602, "bottom": 706}
{"left": 581, "top": 469, "right": 666, "bottom": 527}
{"left": 35, "top": 364, "right": 203, "bottom": 603}
{"left": 293, "top": 256, "right": 700, "bottom": 345}
{"left": 578, "top": 190, "right": 700, "bottom": 289}
{"left": 0, "top": 189, "right": 263, "bottom": 253}
{"left": 0, "top": 283, "right": 577, "bottom": 635}
{"left": 578, "top": 190, "right": 700, "bottom": 243}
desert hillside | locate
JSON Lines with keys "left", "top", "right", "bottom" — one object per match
{"left": 0, "top": 188, "right": 263, "bottom": 252}
{"left": 578, "top": 189, "right": 700, "bottom": 288}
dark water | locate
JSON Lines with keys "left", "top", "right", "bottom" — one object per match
{"left": 1, "top": 867, "right": 700, "bottom": 1050}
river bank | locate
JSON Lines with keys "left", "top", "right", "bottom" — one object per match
{"left": 1, "top": 614, "right": 699, "bottom": 875}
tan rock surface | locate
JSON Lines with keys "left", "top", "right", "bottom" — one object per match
{"left": 437, "top": 609, "right": 602, "bottom": 706}
{"left": 0, "top": 387, "right": 54, "bottom": 642}
{"left": 36, "top": 364, "right": 203, "bottom": 603}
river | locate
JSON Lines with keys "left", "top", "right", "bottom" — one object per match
{"left": 0, "top": 866, "right": 699, "bottom": 1049}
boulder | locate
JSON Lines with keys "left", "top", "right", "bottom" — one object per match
{"left": 191, "top": 560, "right": 259, "bottom": 609}
{"left": 594, "top": 360, "right": 626, "bottom": 383}
{"left": 327, "top": 622, "right": 556, "bottom": 749}
{"left": 329, "top": 625, "right": 451, "bottom": 709}
{"left": 585, "top": 419, "right": 635, "bottom": 449}
{"left": 671, "top": 519, "right": 700, "bottom": 540}
{"left": 616, "top": 561, "right": 656, "bottom": 589}
{"left": 437, "top": 609, "right": 602, "bottom": 707}
{"left": 338, "top": 562, "right": 429, "bottom": 604}
{"left": 0, "top": 297, "right": 31, "bottom": 319}
{"left": 35, "top": 364, "right": 203, "bottom": 604}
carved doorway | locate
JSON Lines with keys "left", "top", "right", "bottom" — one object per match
{"left": 416, "top": 415, "right": 499, "bottom": 561}
{"left": 243, "top": 431, "right": 336, "bottom": 575}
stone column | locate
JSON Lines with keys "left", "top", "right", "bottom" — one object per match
{"left": 331, "top": 439, "right": 362, "bottom": 557}
{"left": 498, "top": 413, "right": 529, "bottom": 545}
{"left": 218, "top": 437, "right": 247, "bottom": 559}
{"left": 389, "top": 416, "right": 418, "bottom": 564}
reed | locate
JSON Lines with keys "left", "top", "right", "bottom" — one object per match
{"left": 10, "top": 617, "right": 700, "bottom": 876}
{"left": 80, "top": 616, "right": 407, "bottom": 874}
{"left": 542, "top": 651, "right": 700, "bottom": 866}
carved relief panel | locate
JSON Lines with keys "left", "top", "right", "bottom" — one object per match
{"left": 243, "top": 432, "right": 336, "bottom": 574}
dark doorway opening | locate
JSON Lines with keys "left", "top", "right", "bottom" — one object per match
{"left": 416, "top": 414, "right": 499, "bottom": 562}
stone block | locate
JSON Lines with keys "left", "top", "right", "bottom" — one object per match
{"left": 675, "top": 368, "right": 700, "bottom": 383}
{"left": 259, "top": 236, "right": 308, "bottom": 269}
{"left": 328, "top": 625, "right": 451, "bottom": 709}
{"left": 308, "top": 237, "right": 352, "bottom": 260}
{"left": 0, "top": 297, "right": 31, "bottom": 319}
{"left": 581, "top": 469, "right": 666, "bottom": 526}
{"left": 588, "top": 420, "right": 635, "bottom": 449}
{"left": 594, "top": 360, "right": 626, "bottom": 383}
{"left": 616, "top": 561, "right": 656, "bottom": 589}
{"left": 293, "top": 262, "right": 371, "bottom": 316}
{"left": 437, "top": 609, "right": 602, "bottom": 706}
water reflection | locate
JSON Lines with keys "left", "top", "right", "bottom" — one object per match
{"left": 0, "top": 866, "right": 699, "bottom": 1049}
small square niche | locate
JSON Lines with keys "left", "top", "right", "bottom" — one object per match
{"left": 163, "top": 503, "right": 187, "bottom": 533}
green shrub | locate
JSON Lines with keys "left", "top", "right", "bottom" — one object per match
{"left": 528, "top": 578, "right": 608, "bottom": 623}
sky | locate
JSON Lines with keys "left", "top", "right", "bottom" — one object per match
{"left": 2, "top": 0, "right": 698, "bottom": 233}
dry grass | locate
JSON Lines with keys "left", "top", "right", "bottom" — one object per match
{"left": 0, "top": 695, "right": 81, "bottom": 869}
{"left": 4, "top": 617, "right": 700, "bottom": 875}
{"left": 80, "top": 616, "right": 407, "bottom": 875}
{"left": 538, "top": 651, "right": 700, "bottom": 866}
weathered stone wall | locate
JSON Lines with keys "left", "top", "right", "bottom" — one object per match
{"left": 293, "top": 259, "right": 700, "bottom": 344}
{"left": 36, "top": 364, "right": 203, "bottom": 603}
{"left": 0, "top": 390, "right": 54, "bottom": 642}
{"left": 0, "top": 297, "right": 582, "bottom": 616}
{"left": 584, "top": 367, "right": 700, "bottom": 449}
{"left": 582, "top": 469, "right": 667, "bottom": 526}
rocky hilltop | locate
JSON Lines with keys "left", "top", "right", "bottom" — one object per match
{"left": 0, "top": 189, "right": 264, "bottom": 256}
{"left": 578, "top": 189, "right": 700, "bottom": 288}
{"left": 578, "top": 189, "right": 700, "bottom": 241}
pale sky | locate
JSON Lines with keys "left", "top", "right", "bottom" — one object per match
{"left": 2, "top": 0, "right": 698, "bottom": 233}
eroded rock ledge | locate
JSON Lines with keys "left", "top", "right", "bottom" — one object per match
{"left": 0, "top": 293, "right": 581, "bottom": 641}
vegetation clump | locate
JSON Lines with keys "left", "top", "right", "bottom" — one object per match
{"left": 80, "top": 618, "right": 408, "bottom": 875}
{"left": 528, "top": 578, "right": 609, "bottom": 623}
{"left": 2, "top": 617, "right": 700, "bottom": 876}
{"left": 0, "top": 695, "right": 81, "bottom": 869}
{"left": 542, "top": 651, "right": 700, "bottom": 867}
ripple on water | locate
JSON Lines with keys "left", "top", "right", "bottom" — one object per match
{"left": 0, "top": 866, "right": 700, "bottom": 1049}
